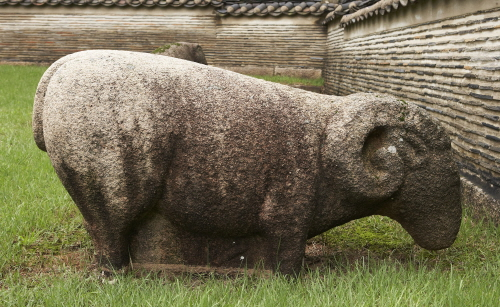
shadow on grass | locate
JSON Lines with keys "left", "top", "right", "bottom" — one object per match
{"left": 5, "top": 208, "right": 499, "bottom": 282}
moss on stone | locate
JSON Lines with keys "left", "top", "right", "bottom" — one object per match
{"left": 152, "top": 43, "right": 182, "bottom": 54}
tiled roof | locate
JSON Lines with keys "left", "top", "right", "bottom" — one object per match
{"left": 0, "top": 0, "right": 220, "bottom": 7}
{"left": 215, "top": 1, "right": 336, "bottom": 17}
{"left": 0, "top": 0, "right": 336, "bottom": 17}
{"left": 215, "top": 0, "right": 407, "bottom": 19}
{"left": 0, "top": 0, "right": 415, "bottom": 22}
{"left": 323, "top": 0, "right": 417, "bottom": 26}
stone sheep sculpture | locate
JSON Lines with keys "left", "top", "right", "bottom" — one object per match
{"left": 33, "top": 50, "right": 461, "bottom": 274}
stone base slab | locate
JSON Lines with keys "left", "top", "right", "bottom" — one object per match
{"left": 219, "top": 65, "right": 322, "bottom": 79}
{"left": 461, "top": 177, "right": 500, "bottom": 225}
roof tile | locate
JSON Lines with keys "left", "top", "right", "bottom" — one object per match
{"left": 326, "top": 0, "right": 418, "bottom": 26}
{"left": 1, "top": 0, "right": 415, "bottom": 22}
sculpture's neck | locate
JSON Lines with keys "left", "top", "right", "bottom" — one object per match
{"left": 307, "top": 197, "right": 377, "bottom": 239}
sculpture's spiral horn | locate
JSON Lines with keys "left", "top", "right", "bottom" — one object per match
{"left": 323, "top": 97, "right": 414, "bottom": 203}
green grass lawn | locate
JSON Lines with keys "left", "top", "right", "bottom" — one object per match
{"left": 0, "top": 65, "right": 499, "bottom": 306}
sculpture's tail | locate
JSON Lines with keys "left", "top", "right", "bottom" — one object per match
{"left": 33, "top": 52, "right": 81, "bottom": 152}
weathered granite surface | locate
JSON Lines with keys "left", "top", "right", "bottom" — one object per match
{"left": 33, "top": 50, "right": 461, "bottom": 274}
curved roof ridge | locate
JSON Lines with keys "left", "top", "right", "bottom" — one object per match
{"left": 0, "top": 0, "right": 223, "bottom": 8}
{"left": 215, "top": 1, "right": 336, "bottom": 17}
{"left": 1, "top": 0, "right": 416, "bottom": 20}
{"left": 323, "top": 0, "right": 417, "bottom": 26}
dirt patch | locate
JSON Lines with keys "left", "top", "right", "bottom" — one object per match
{"left": 132, "top": 263, "right": 272, "bottom": 279}
{"left": 128, "top": 241, "right": 336, "bottom": 278}
{"left": 6, "top": 241, "right": 338, "bottom": 280}
{"left": 5, "top": 239, "right": 447, "bottom": 281}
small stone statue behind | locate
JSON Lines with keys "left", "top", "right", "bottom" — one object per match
{"left": 33, "top": 50, "right": 461, "bottom": 275}
{"left": 152, "top": 42, "right": 208, "bottom": 65}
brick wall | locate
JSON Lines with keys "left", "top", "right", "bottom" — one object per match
{"left": 0, "top": 9, "right": 217, "bottom": 64}
{"left": 0, "top": 7, "right": 325, "bottom": 77}
{"left": 213, "top": 18, "right": 325, "bottom": 78}
{"left": 324, "top": 8, "right": 500, "bottom": 212}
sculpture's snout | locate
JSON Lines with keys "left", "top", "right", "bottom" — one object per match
{"left": 384, "top": 151, "right": 462, "bottom": 250}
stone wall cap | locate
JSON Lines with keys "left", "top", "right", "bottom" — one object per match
{"left": 1, "top": 0, "right": 338, "bottom": 17}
